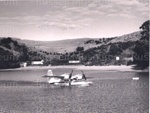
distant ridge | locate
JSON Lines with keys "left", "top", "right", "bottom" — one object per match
{"left": 1, "top": 31, "right": 141, "bottom": 53}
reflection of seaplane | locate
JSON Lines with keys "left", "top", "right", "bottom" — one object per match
{"left": 42, "top": 70, "right": 93, "bottom": 86}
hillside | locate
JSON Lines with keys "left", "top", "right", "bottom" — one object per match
{"left": 16, "top": 31, "right": 141, "bottom": 53}
{"left": 17, "top": 38, "right": 97, "bottom": 53}
{"left": 0, "top": 38, "right": 29, "bottom": 69}
{"left": 0, "top": 31, "right": 143, "bottom": 67}
{"left": 41, "top": 31, "right": 141, "bottom": 66}
{"left": 0, "top": 37, "right": 61, "bottom": 68}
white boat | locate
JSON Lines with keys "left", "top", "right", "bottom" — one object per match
{"left": 132, "top": 77, "right": 139, "bottom": 80}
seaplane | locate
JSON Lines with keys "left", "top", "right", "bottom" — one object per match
{"left": 42, "top": 70, "right": 93, "bottom": 86}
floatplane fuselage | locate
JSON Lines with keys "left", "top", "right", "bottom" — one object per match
{"left": 42, "top": 70, "right": 93, "bottom": 86}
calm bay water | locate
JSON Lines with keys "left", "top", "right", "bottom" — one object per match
{"left": 0, "top": 68, "right": 149, "bottom": 113}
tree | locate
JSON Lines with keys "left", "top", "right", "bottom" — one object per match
{"left": 76, "top": 47, "right": 84, "bottom": 52}
{"left": 140, "top": 20, "right": 149, "bottom": 41}
{"left": 1, "top": 37, "right": 12, "bottom": 44}
{"left": 133, "top": 20, "right": 149, "bottom": 69}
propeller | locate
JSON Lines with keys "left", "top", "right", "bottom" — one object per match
{"left": 69, "top": 70, "right": 73, "bottom": 86}
{"left": 81, "top": 70, "right": 87, "bottom": 80}
{"left": 69, "top": 69, "right": 73, "bottom": 79}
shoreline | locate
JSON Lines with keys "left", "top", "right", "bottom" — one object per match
{"left": 0, "top": 65, "right": 149, "bottom": 72}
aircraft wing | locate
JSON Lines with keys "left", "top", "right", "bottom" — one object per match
{"left": 85, "top": 77, "right": 94, "bottom": 79}
{"left": 42, "top": 70, "right": 73, "bottom": 81}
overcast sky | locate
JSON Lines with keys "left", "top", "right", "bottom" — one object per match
{"left": 0, "top": 0, "right": 149, "bottom": 41}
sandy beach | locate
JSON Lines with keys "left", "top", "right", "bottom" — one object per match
{"left": 48, "top": 65, "right": 149, "bottom": 72}
{"left": 1, "top": 65, "right": 148, "bottom": 72}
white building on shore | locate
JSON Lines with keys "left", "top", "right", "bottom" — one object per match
{"left": 68, "top": 60, "right": 80, "bottom": 65}
{"left": 31, "top": 60, "right": 44, "bottom": 65}
{"left": 20, "top": 62, "right": 27, "bottom": 67}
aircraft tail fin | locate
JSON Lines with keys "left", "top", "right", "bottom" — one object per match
{"left": 47, "top": 70, "right": 53, "bottom": 76}
{"left": 81, "top": 71, "right": 87, "bottom": 80}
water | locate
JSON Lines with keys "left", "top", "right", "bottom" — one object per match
{"left": 0, "top": 68, "right": 149, "bottom": 113}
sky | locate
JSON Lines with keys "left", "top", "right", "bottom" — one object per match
{"left": 0, "top": 0, "right": 149, "bottom": 41}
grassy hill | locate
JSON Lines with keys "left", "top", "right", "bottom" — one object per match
{"left": 0, "top": 31, "right": 142, "bottom": 67}
{"left": 16, "top": 31, "right": 141, "bottom": 53}
{"left": 17, "top": 38, "right": 97, "bottom": 53}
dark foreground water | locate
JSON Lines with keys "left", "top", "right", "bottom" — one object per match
{"left": 0, "top": 68, "right": 149, "bottom": 113}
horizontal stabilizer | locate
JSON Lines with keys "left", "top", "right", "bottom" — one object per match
{"left": 42, "top": 75, "right": 64, "bottom": 79}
